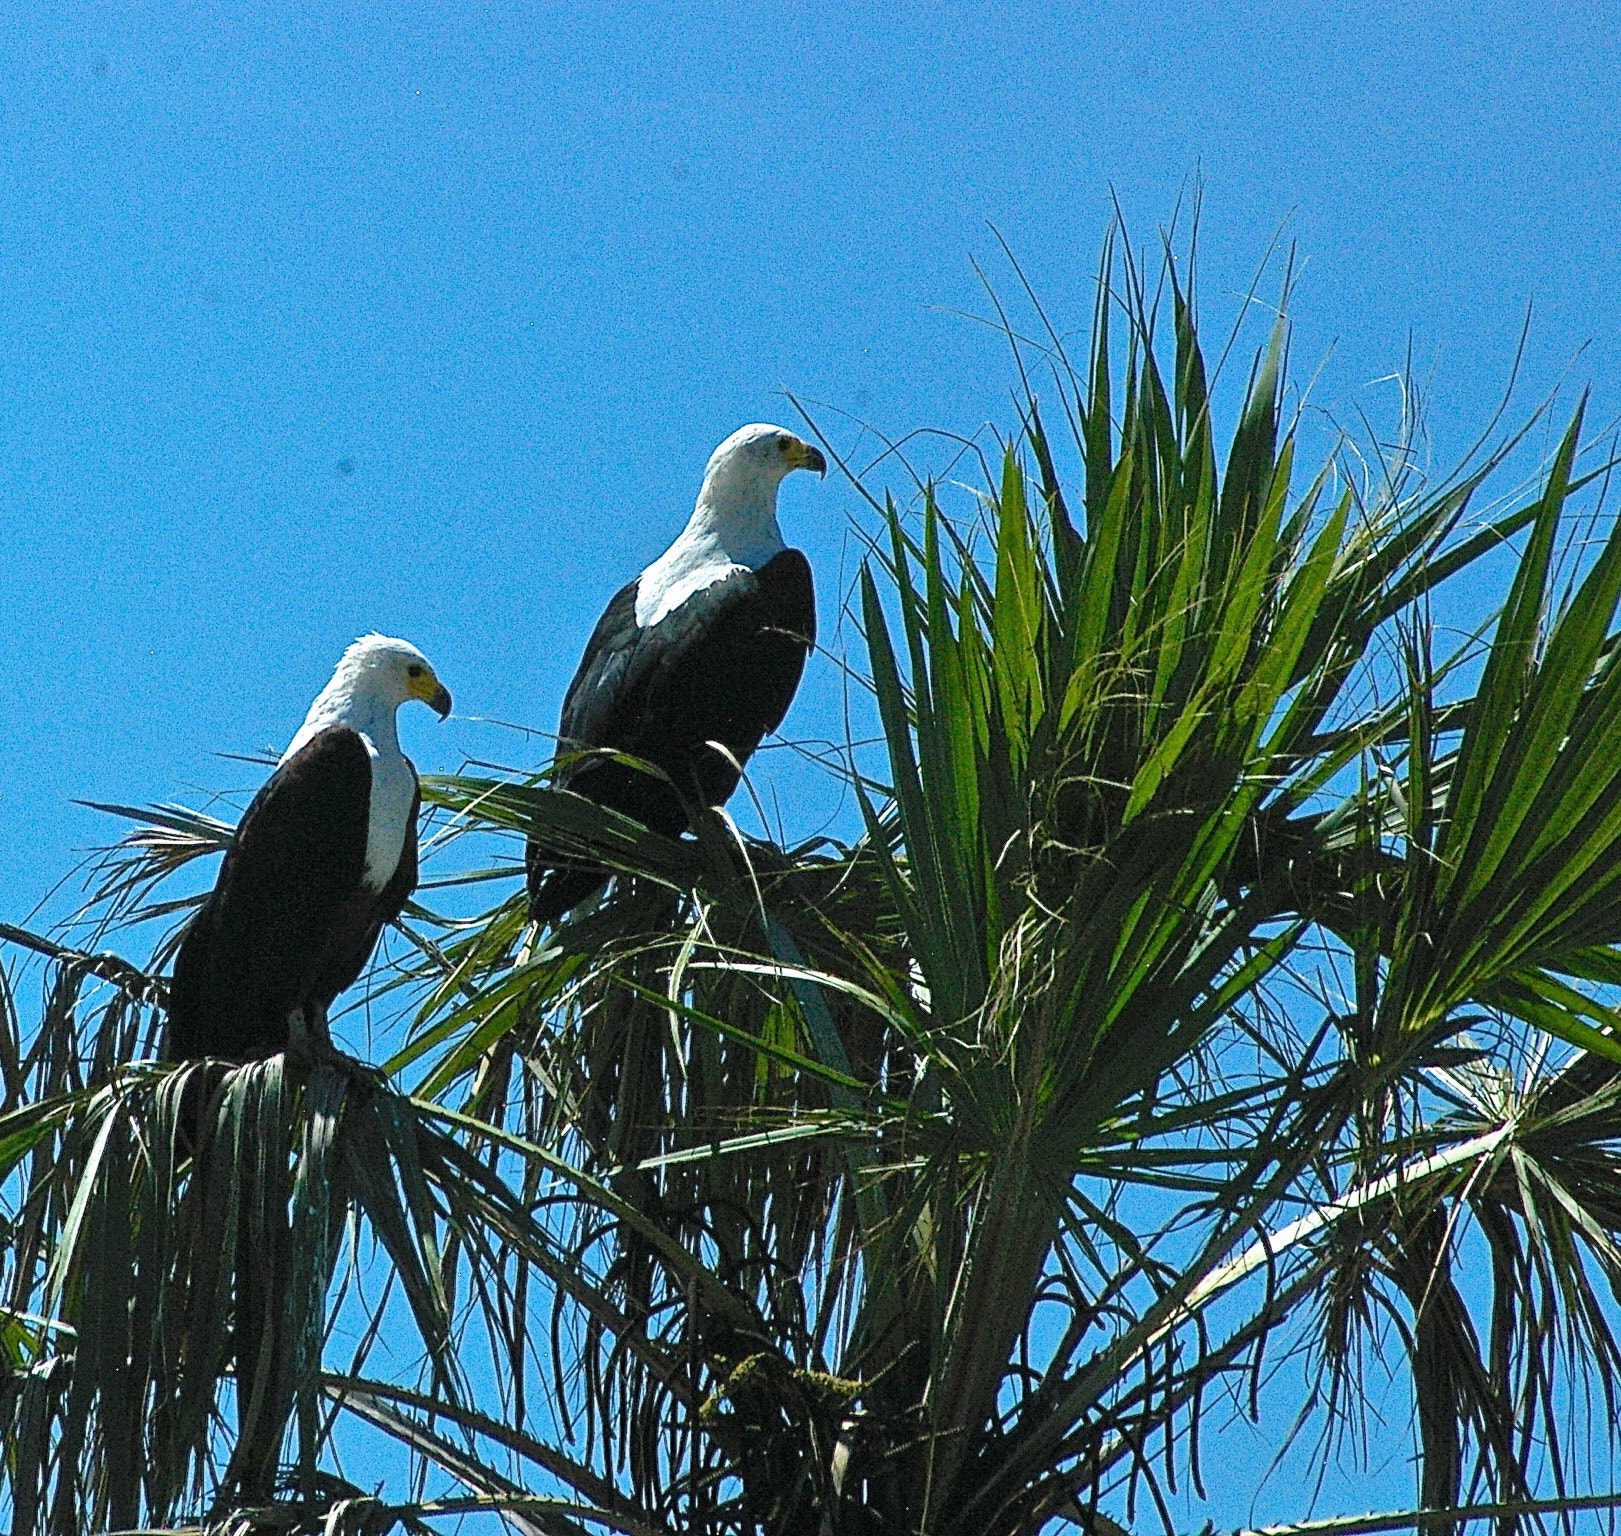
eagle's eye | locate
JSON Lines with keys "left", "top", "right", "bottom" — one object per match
{"left": 407, "top": 663, "right": 425, "bottom": 679}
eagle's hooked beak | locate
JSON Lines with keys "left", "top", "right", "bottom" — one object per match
{"left": 784, "top": 437, "right": 828, "bottom": 477}
{"left": 411, "top": 671, "right": 454, "bottom": 719}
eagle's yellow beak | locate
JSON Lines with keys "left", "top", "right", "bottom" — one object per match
{"left": 411, "top": 670, "right": 453, "bottom": 719}
{"left": 781, "top": 436, "right": 828, "bottom": 477}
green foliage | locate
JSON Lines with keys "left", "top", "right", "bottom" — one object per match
{"left": 8, "top": 223, "right": 1621, "bottom": 1536}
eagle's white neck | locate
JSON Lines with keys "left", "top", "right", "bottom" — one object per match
{"left": 282, "top": 668, "right": 414, "bottom": 891}
{"left": 634, "top": 480, "right": 786, "bottom": 629}
{"left": 288, "top": 690, "right": 399, "bottom": 758}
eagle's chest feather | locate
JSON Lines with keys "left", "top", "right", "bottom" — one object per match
{"left": 362, "top": 742, "right": 416, "bottom": 891}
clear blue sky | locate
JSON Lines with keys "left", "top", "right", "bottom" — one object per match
{"left": 2, "top": 1, "right": 1617, "bottom": 917}
{"left": 1, "top": 2, "right": 1618, "bottom": 1521}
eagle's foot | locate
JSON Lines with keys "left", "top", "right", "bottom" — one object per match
{"left": 285, "top": 1008, "right": 389, "bottom": 1101}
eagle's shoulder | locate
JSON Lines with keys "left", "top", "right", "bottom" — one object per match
{"left": 233, "top": 725, "right": 373, "bottom": 880}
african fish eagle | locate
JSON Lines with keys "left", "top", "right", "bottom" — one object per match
{"left": 526, "top": 422, "right": 824, "bottom": 921}
{"left": 165, "top": 635, "right": 453, "bottom": 1063}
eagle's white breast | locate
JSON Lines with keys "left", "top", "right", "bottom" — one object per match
{"left": 635, "top": 553, "right": 750, "bottom": 629}
{"left": 361, "top": 737, "right": 416, "bottom": 891}
{"left": 634, "top": 526, "right": 782, "bottom": 630}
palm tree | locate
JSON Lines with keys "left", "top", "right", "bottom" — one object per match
{"left": 7, "top": 221, "right": 1621, "bottom": 1536}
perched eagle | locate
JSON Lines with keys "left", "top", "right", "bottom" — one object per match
{"left": 526, "top": 422, "right": 824, "bottom": 922}
{"left": 165, "top": 635, "right": 452, "bottom": 1063}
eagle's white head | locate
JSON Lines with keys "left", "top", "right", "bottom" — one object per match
{"left": 324, "top": 635, "right": 453, "bottom": 717}
{"left": 698, "top": 423, "right": 828, "bottom": 510}
{"left": 283, "top": 635, "right": 452, "bottom": 764}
